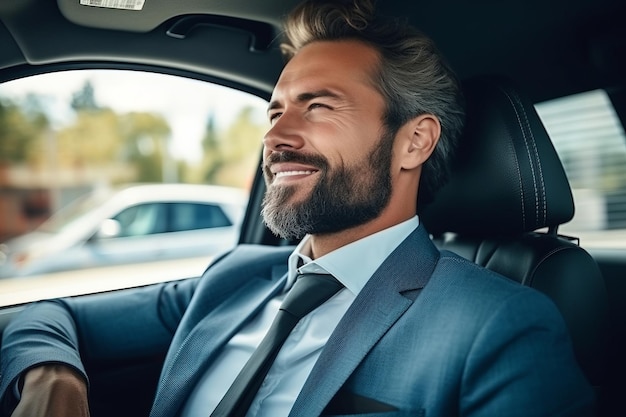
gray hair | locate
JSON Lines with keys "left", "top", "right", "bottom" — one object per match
{"left": 281, "top": 0, "right": 465, "bottom": 203}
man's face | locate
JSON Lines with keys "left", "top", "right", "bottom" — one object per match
{"left": 261, "top": 40, "right": 394, "bottom": 240}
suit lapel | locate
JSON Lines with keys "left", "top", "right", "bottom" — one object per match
{"left": 151, "top": 266, "right": 287, "bottom": 417}
{"left": 289, "top": 225, "right": 439, "bottom": 416}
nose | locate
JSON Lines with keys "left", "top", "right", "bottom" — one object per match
{"left": 263, "top": 111, "right": 305, "bottom": 152}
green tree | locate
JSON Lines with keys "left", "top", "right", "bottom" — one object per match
{"left": 197, "top": 106, "right": 266, "bottom": 188}
{"left": 0, "top": 96, "right": 49, "bottom": 164}
{"left": 56, "top": 109, "right": 121, "bottom": 167}
{"left": 55, "top": 103, "right": 171, "bottom": 183}
{"left": 199, "top": 113, "right": 224, "bottom": 183}
{"left": 70, "top": 81, "right": 100, "bottom": 112}
{"left": 118, "top": 112, "right": 172, "bottom": 183}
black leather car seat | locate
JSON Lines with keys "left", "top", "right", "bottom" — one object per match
{"left": 418, "top": 77, "right": 610, "bottom": 402}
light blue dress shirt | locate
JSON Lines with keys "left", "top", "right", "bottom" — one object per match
{"left": 181, "top": 216, "right": 419, "bottom": 417}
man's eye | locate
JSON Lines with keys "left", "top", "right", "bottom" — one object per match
{"left": 269, "top": 112, "right": 282, "bottom": 123}
{"left": 308, "top": 103, "right": 331, "bottom": 111}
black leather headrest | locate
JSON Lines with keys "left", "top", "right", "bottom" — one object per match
{"left": 419, "top": 77, "right": 574, "bottom": 236}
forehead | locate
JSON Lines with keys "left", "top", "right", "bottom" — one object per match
{"left": 271, "top": 40, "right": 381, "bottom": 101}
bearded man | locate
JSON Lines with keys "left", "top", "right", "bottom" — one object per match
{"left": 0, "top": 0, "right": 593, "bottom": 416}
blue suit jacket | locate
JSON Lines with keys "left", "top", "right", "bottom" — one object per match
{"left": 0, "top": 226, "right": 594, "bottom": 416}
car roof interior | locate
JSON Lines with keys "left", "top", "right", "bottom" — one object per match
{"left": 0, "top": 0, "right": 625, "bottom": 103}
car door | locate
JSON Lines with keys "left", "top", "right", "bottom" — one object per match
{"left": 158, "top": 202, "right": 241, "bottom": 260}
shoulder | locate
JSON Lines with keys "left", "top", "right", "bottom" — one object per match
{"left": 425, "top": 249, "right": 565, "bottom": 329}
{"left": 425, "top": 253, "right": 594, "bottom": 414}
{"left": 416, "top": 250, "right": 575, "bottom": 376}
{"left": 203, "top": 243, "right": 295, "bottom": 276}
{"left": 432, "top": 249, "right": 537, "bottom": 296}
{"left": 190, "top": 243, "right": 294, "bottom": 296}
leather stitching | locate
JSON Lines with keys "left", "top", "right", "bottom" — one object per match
{"left": 509, "top": 89, "right": 547, "bottom": 226}
{"left": 497, "top": 84, "right": 543, "bottom": 229}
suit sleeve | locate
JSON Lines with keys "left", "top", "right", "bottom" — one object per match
{"left": 0, "top": 276, "right": 199, "bottom": 415}
{"left": 460, "top": 289, "right": 596, "bottom": 417}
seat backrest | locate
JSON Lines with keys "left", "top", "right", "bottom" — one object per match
{"left": 418, "top": 77, "right": 610, "bottom": 395}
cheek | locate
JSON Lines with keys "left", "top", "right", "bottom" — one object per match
{"left": 304, "top": 115, "right": 386, "bottom": 169}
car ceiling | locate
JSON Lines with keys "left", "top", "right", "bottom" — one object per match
{"left": 0, "top": 0, "right": 625, "bottom": 104}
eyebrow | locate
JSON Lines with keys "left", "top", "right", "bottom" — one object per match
{"left": 267, "top": 89, "right": 343, "bottom": 113}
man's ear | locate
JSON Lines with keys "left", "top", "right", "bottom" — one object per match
{"left": 399, "top": 114, "right": 441, "bottom": 170}
{"left": 398, "top": 114, "right": 441, "bottom": 169}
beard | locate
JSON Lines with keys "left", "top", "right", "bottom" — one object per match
{"left": 261, "top": 129, "right": 395, "bottom": 240}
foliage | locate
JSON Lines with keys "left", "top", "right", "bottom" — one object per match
{"left": 0, "top": 79, "right": 266, "bottom": 189}
{"left": 0, "top": 96, "right": 49, "bottom": 163}
{"left": 195, "top": 107, "right": 265, "bottom": 188}
{"left": 52, "top": 85, "right": 172, "bottom": 183}
{"left": 71, "top": 81, "right": 100, "bottom": 112}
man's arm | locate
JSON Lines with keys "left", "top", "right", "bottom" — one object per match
{"left": 0, "top": 277, "right": 198, "bottom": 416}
{"left": 0, "top": 244, "right": 287, "bottom": 416}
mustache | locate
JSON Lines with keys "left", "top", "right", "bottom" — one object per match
{"left": 264, "top": 151, "right": 329, "bottom": 171}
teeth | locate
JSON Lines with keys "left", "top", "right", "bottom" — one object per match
{"left": 275, "top": 170, "right": 314, "bottom": 178}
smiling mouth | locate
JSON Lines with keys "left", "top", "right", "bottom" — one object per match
{"left": 275, "top": 170, "right": 317, "bottom": 179}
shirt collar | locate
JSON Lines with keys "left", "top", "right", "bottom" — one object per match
{"left": 287, "top": 216, "right": 419, "bottom": 296}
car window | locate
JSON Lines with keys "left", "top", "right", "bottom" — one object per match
{"left": 114, "top": 203, "right": 167, "bottom": 237}
{"left": 535, "top": 90, "right": 626, "bottom": 249}
{"left": 0, "top": 69, "right": 268, "bottom": 306}
{"left": 169, "top": 203, "right": 232, "bottom": 232}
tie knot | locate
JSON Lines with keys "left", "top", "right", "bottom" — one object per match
{"left": 280, "top": 273, "right": 343, "bottom": 319}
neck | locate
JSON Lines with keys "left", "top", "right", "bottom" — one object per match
{"left": 308, "top": 202, "right": 416, "bottom": 259}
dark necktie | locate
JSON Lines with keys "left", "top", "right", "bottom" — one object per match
{"left": 210, "top": 272, "right": 344, "bottom": 417}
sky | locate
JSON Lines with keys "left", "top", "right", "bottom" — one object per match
{"left": 0, "top": 69, "right": 269, "bottom": 162}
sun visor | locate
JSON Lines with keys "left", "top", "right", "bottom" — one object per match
{"left": 57, "top": 0, "right": 291, "bottom": 33}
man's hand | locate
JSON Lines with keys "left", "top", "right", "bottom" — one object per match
{"left": 11, "top": 364, "right": 89, "bottom": 417}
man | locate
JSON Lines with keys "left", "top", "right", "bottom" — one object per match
{"left": 0, "top": 0, "right": 594, "bottom": 416}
